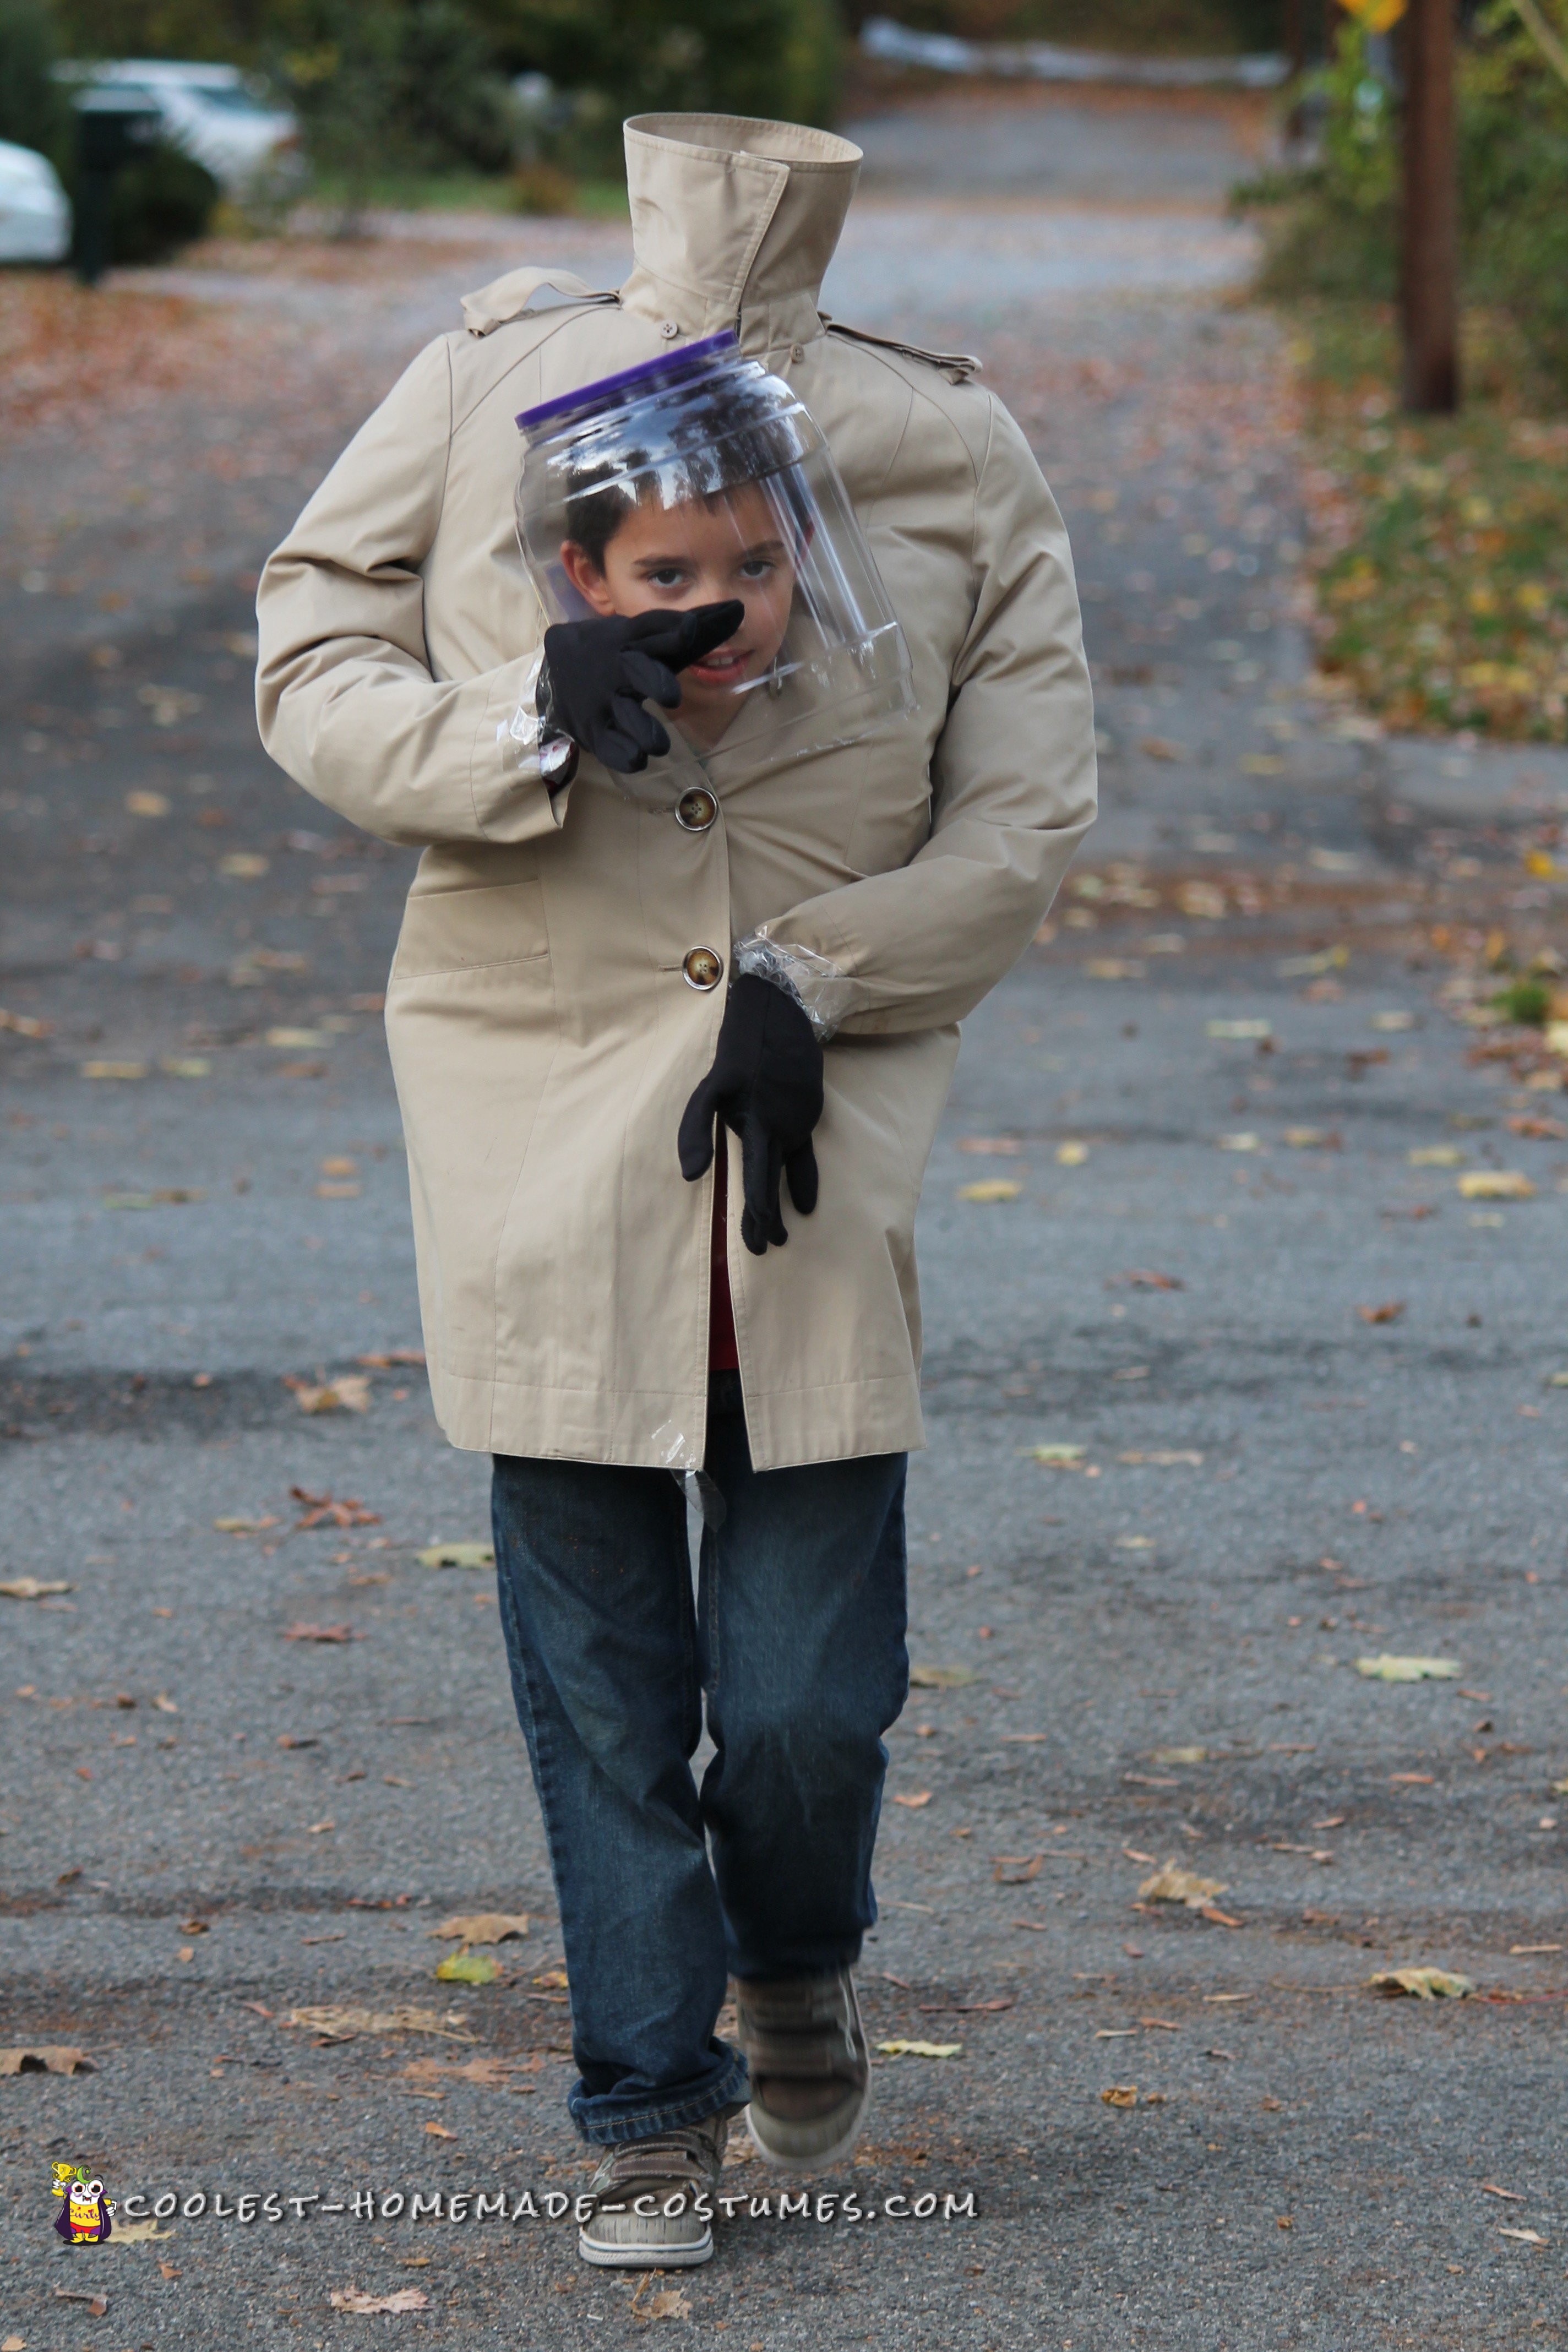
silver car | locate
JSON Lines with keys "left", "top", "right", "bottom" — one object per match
{"left": 0, "top": 139, "right": 72, "bottom": 264}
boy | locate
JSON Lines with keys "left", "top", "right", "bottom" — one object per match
{"left": 257, "top": 112, "right": 1095, "bottom": 2269}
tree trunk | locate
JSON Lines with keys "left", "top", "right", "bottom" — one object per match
{"left": 1400, "top": 0, "right": 1460, "bottom": 414}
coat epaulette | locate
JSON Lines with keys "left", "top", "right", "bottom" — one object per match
{"left": 461, "top": 266, "right": 619, "bottom": 338}
{"left": 818, "top": 316, "right": 982, "bottom": 384}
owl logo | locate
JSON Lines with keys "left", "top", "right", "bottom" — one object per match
{"left": 53, "top": 2167, "right": 114, "bottom": 2244}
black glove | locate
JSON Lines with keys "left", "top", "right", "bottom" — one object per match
{"left": 678, "top": 974, "right": 823, "bottom": 1255}
{"left": 537, "top": 601, "right": 744, "bottom": 774}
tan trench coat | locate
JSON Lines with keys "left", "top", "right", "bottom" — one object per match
{"left": 255, "top": 115, "right": 1096, "bottom": 1472}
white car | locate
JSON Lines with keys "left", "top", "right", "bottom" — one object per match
{"left": 0, "top": 139, "right": 72, "bottom": 264}
{"left": 58, "top": 61, "right": 300, "bottom": 194}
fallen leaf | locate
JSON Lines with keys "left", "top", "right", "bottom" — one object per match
{"left": 1118, "top": 1450, "right": 1204, "bottom": 1467}
{"left": 1083, "top": 959, "right": 1144, "bottom": 981}
{"left": 291, "top": 1487, "right": 380, "bottom": 1530}
{"left": 959, "top": 1178, "right": 1021, "bottom": 1202}
{"left": 993, "top": 1854, "right": 1042, "bottom": 1884}
{"left": 329, "top": 2289, "right": 430, "bottom": 2313}
{"left": 0, "top": 1578, "right": 72, "bottom": 1600}
{"left": 1055, "top": 1139, "right": 1091, "bottom": 1164}
{"left": 1482, "top": 2182, "right": 1526, "bottom": 2201}
{"left": 875, "top": 2040, "right": 961, "bottom": 2059}
{"left": 1367, "top": 1967, "right": 1472, "bottom": 1999}
{"left": 285, "top": 1374, "right": 372, "bottom": 1414}
{"left": 1357, "top": 1300, "right": 1406, "bottom": 1324}
{"left": 1, "top": 2334, "right": 21, "bottom": 2350}
{"left": 1141, "top": 735, "right": 1189, "bottom": 762}
{"left": 1152, "top": 1746, "right": 1206, "bottom": 1766}
{"left": 416, "top": 1542, "right": 495, "bottom": 1570}
{"left": 1457, "top": 1170, "right": 1535, "bottom": 1200}
{"left": 219, "top": 853, "right": 269, "bottom": 879}
{"left": 1390, "top": 1772, "right": 1435, "bottom": 1785}
{"left": 105, "top": 2215, "right": 175, "bottom": 2245}
{"left": 1139, "top": 1864, "right": 1229, "bottom": 1910}
{"left": 646, "top": 2287, "right": 692, "bottom": 2318}
{"left": 213, "top": 1516, "right": 279, "bottom": 1536}
{"left": 0, "top": 2045, "right": 92, "bottom": 2074}
{"left": 431, "top": 1913, "right": 529, "bottom": 1944}
{"left": 1218, "top": 1132, "right": 1261, "bottom": 1152}
{"left": 1498, "top": 2228, "right": 1547, "bottom": 2247}
{"left": 1101, "top": 2084, "right": 1139, "bottom": 2108}
{"left": 1510, "top": 1942, "right": 1562, "bottom": 1954}
{"left": 283, "top": 1623, "right": 358, "bottom": 1643}
{"left": 80, "top": 1060, "right": 148, "bottom": 1081}
{"left": 908, "top": 1664, "right": 977, "bottom": 1688}
{"left": 423, "top": 2120, "right": 457, "bottom": 2138}
{"left": 892, "top": 1790, "right": 933, "bottom": 1809}
{"left": 1123, "top": 1847, "right": 1159, "bottom": 1865}
{"left": 1115, "top": 1267, "right": 1183, "bottom": 1289}
{"left": 1023, "top": 1442, "right": 1087, "bottom": 1466}
{"left": 1206, "top": 1019, "right": 1271, "bottom": 1041}
{"left": 957, "top": 1136, "right": 1023, "bottom": 1155}
{"left": 1355, "top": 1656, "right": 1460, "bottom": 1681}
{"left": 52, "top": 2290, "right": 107, "bottom": 2316}
{"left": 280, "top": 2005, "right": 475, "bottom": 2041}
{"left": 0, "top": 1008, "right": 51, "bottom": 1036}
{"left": 533, "top": 1969, "right": 569, "bottom": 1989}
{"left": 357, "top": 1348, "right": 425, "bottom": 1368}
{"left": 1282, "top": 1126, "right": 1339, "bottom": 1148}
{"left": 434, "top": 1951, "right": 499, "bottom": 1985}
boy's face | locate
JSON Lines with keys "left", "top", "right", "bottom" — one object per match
{"left": 560, "top": 480, "right": 797, "bottom": 743}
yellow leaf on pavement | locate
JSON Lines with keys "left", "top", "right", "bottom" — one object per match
{"left": 1458, "top": 1171, "right": 1535, "bottom": 1200}
{"left": 434, "top": 1951, "right": 499, "bottom": 1985}
{"left": 1138, "top": 1864, "right": 1228, "bottom": 1909}
{"left": 416, "top": 1542, "right": 495, "bottom": 1569}
{"left": 876, "top": 2040, "right": 962, "bottom": 2059}
{"left": 1355, "top": 1655, "right": 1460, "bottom": 1681}
{"left": 959, "top": 1178, "right": 1021, "bottom": 1202}
{"left": 429, "top": 1913, "right": 529, "bottom": 1944}
{"left": 1368, "top": 1967, "right": 1472, "bottom": 1999}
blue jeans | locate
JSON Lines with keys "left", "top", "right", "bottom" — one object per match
{"left": 492, "top": 1373, "right": 908, "bottom": 2146}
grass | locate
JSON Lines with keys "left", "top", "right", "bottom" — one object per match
{"left": 1291, "top": 302, "right": 1568, "bottom": 743}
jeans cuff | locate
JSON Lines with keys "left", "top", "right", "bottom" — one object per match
{"left": 570, "top": 2048, "right": 752, "bottom": 2147}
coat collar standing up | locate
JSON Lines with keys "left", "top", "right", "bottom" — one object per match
{"left": 617, "top": 113, "right": 862, "bottom": 358}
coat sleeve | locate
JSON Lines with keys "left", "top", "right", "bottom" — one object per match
{"left": 759, "top": 397, "right": 1096, "bottom": 1036}
{"left": 254, "top": 337, "right": 565, "bottom": 848}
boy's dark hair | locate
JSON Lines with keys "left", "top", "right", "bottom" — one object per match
{"left": 560, "top": 379, "right": 807, "bottom": 572}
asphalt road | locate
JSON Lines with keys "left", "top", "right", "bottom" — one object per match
{"left": 4, "top": 90, "right": 1568, "bottom": 2352}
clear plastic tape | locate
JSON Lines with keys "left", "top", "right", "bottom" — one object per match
{"left": 651, "top": 1420, "right": 727, "bottom": 1528}
{"left": 497, "top": 649, "right": 547, "bottom": 774}
{"left": 732, "top": 930, "right": 860, "bottom": 1043}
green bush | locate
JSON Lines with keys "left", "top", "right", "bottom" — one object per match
{"left": 1238, "top": 9, "right": 1568, "bottom": 401}
{"left": 0, "top": 0, "right": 72, "bottom": 168}
{"left": 106, "top": 138, "right": 222, "bottom": 262}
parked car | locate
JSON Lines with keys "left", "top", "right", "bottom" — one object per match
{"left": 0, "top": 139, "right": 72, "bottom": 264}
{"left": 57, "top": 62, "right": 300, "bottom": 194}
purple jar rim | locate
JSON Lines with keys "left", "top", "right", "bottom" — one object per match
{"left": 515, "top": 329, "right": 740, "bottom": 437}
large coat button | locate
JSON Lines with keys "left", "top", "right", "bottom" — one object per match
{"left": 674, "top": 787, "right": 717, "bottom": 832}
{"left": 683, "top": 946, "right": 724, "bottom": 991}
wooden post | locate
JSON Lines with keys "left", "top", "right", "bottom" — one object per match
{"left": 1400, "top": 0, "right": 1460, "bottom": 413}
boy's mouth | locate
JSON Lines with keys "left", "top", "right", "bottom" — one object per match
{"left": 686, "top": 645, "right": 749, "bottom": 687}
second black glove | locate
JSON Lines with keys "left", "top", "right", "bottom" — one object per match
{"left": 537, "top": 601, "right": 744, "bottom": 774}
{"left": 677, "top": 973, "right": 824, "bottom": 1255}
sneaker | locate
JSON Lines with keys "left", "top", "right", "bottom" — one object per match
{"left": 578, "top": 2114, "right": 729, "bottom": 2268}
{"left": 737, "top": 1967, "right": 870, "bottom": 2173}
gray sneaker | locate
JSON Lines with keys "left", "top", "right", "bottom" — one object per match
{"left": 737, "top": 1967, "right": 870, "bottom": 2173}
{"left": 578, "top": 2114, "right": 729, "bottom": 2268}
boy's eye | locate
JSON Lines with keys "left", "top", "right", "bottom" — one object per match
{"left": 646, "top": 565, "right": 689, "bottom": 589}
{"left": 739, "top": 557, "right": 775, "bottom": 580}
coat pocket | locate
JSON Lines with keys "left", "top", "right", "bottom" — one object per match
{"left": 390, "top": 879, "right": 549, "bottom": 981}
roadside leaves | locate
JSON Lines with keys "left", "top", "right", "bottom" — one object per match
{"left": 957, "top": 1136, "right": 1022, "bottom": 1154}
{"left": 959, "top": 1178, "right": 1021, "bottom": 1202}
{"left": 910, "top": 1664, "right": 977, "bottom": 1687}
{"left": 81, "top": 1060, "right": 148, "bottom": 1081}
{"left": 0, "top": 1578, "right": 72, "bottom": 1600}
{"left": 1458, "top": 1171, "right": 1536, "bottom": 1200}
{"left": 433, "top": 1951, "right": 499, "bottom": 1986}
{"left": 1367, "top": 1968, "right": 1472, "bottom": 1999}
{"left": 282, "top": 1623, "right": 358, "bottom": 1643}
{"left": 0, "top": 1008, "right": 50, "bottom": 1036}
{"left": 1025, "top": 1442, "right": 1087, "bottom": 1466}
{"left": 994, "top": 1855, "right": 1042, "bottom": 1883}
{"left": 430, "top": 1913, "right": 529, "bottom": 1944}
{"left": 1101, "top": 2085, "right": 1139, "bottom": 2108}
{"left": 0, "top": 2046, "right": 93, "bottom": 2075}
{"left": 330, "top": 2289, "right": 429, "bottom": 2314}
{"left": 1207, "top": 1019, "right": 1271, "bottom": 1040}
{"left": 875, "top": 2040, "right": 962, "bottom": 2059}
{"left": 292, "top": 1489, "right": 380, "bottom": 1529}
{"left": 285, "top": 1373, "right": 372, "bottom": 1414}
{"left": 218, "top": 853, "right": 268, "bottom": 879}
{"left": 644, "top": 2288, "right": 692, "bottom": 2319}
{"left": 1137, "top": 1864, "right": 1239, "bottom": 1928}
{"left": 1357, "top": 1301, "right": 1405, "bottom": 1324}
{"left": 416, "top": 1543, "right": 494, "bottom": 1569}
{"left": 107, "top": 2217, "right": 175, "bottom": 2244}
{"left": 1355, "top": 1656, "right": 1460, "bottom": 1681}
{"left": 1409, "top": 1145, "right": 1462, "bottom": 1165}
{"left": 280, "top": 2006, "right": 475, "bottom": 2042}
{"left": 892, "top": 1791, "right": 933, "bottom": 1809}
{"left": 1118, "top": 1450, "right": 1203, "bottom": 1467}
